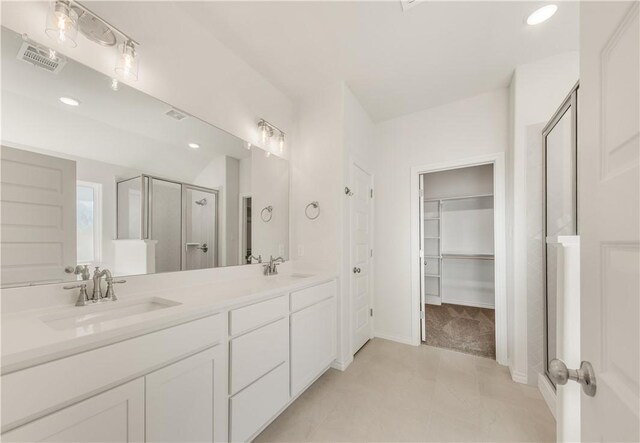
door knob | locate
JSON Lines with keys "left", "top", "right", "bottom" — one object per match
{"left": 353, "top": 267, "right": 361, "bottom": 274}
{"left": 548, "top": 359, "right": 597, "bottom": 397}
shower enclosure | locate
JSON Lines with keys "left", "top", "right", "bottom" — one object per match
{"left": 542, "top": 84, "right": 578, "bottom": 387}
{"left": 116, "top": 175, "right": 218, "bottom": 272}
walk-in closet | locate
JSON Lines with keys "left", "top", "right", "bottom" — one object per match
{"left": 419, "top": 164, "right": 496, "bottom": 359}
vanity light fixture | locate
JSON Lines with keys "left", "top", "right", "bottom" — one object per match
{"left": 257, "top": 118, "right": 285, "bottom": 153}
{"left": 526, "top": 4, "right": 558, "bottom": 25}
{"left": 43, "top": 0, "right": 141, "bottom": 81}
{"left": 188, "top": 143, "right": 200, "bottom": 149}
{"left": 278, "top": 133, "right": 285, "bottom": 153}
{"left": 114, "top": 39, "right": 139, "bottom": 81}
{"left": 59, "top": 96, "right": 80, "bottom": 106}
{"left": 45, "top": 0, "right": 79, "bottom": 47}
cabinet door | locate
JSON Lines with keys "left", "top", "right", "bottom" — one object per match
{"left": 2, "top": 379, "right": 144, "bottom": 442}
{"left": 145, "top": 345, "right": 227, "bottom": 443}
{"left": 291, "top": 297, "right": 336, "bottom": 396}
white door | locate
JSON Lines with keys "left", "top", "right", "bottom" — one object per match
{"left": 0, "top": 146, "right": 76, "bottom": 286}
{"left": 2, "top": 379, "right": 144, "bottom": 442}
{"left": 351, "top": 164, "right": 373, "bottom": 353}
{"left": 419, "top": 174, "right": 426, "bottom": 340}
{"left": 579, "top": 2, "right": 639, "bottom": 441}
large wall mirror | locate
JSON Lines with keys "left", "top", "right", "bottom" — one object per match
{"left": 0, "top": 27, "right": 289, "bottom": 288}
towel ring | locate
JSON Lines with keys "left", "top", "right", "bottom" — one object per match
{"left": 261, "top": 206, "right": 273, "bottom": 222}
{"left": 305, "top": 201, "right": 320, "bottom": 220}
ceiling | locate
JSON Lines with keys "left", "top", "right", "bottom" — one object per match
{"left": 177, "top": 1, "right": 580, "bottom": 122}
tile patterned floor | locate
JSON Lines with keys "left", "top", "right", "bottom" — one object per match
{"left": 255, "top": 339, "right": 555, "bottom": 442}
{"left": 425, "top": 303, "right": 496, "bottom": 359}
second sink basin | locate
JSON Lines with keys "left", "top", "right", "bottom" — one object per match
{"left": 41, "top": 297, "right": 181, "bottom": 331}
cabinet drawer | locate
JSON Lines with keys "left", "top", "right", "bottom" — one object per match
{"left": 290, "top": 280, "right": 336, "bottom": 312}
{"left": 230, "top": 318, "right": 288, "bottom": 394}
{"left": 230, "top": 363, "right": 289, "bottom": 443}
{"left": 1, "top": 314, "right": 223, "bottom": 431}
{"left": 229, "top": 295, "right": 288, "bottom": 336}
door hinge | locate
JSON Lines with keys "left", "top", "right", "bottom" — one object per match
{"left": 420, "top": 310, "right": 425, "bottom": 319}
{"left": 370, "top": 188, "right": 373, "bottom": 198}
{"left": 370, "top": 308, "right": 374, "bottom": 317}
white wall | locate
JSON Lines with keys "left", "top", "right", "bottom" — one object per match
{"left": 423, "top": 164, "right": 494, "bottom": 199}
{"left": 508, "top": 51, "right": 579, "bottom": 384}
{"left": 373, "top": 89, "right": 509, "bottom": 343}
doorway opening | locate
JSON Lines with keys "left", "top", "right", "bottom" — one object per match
{"left": 419, "top": 164, "right": 496, "bottom": 359}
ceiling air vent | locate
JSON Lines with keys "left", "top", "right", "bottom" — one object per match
{"left": 165, "top": 108, "right": 188, "bottom": 121}
{"left": 17, "top": 40, "right": 67, "bottom": 74}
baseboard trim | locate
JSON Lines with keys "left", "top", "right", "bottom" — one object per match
{"left": 538, "top": 372, "right": 557, "bottom": 420}
{"left": 509, "top": 366, "right": 528, "bottom": 384}
{"left": 374, "top": 332, "right": 417, "bottom": 346}
{"left": 440, "top": 299, "right": 495, "bottom": 310}
{"left": 426, "top": 295, "right": 442, "bottom": 305}
{"left": 330, "top": 356, "right": 353, "bottom": 371}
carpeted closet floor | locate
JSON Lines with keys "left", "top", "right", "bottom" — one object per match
{"left": 424, "top": 303, "right": 496, "bottom": 359}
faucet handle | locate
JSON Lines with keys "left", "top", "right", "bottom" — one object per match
{"left": 64, "top": 283, "right": 90, "bottom": 307}
{"left": 104, "top": 279, "right": 126, "bottom": 301}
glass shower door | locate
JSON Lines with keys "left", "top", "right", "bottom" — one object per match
{"left": 543, "top": 86, "right": 578, "bottom": 386}
{"left": 183, "top": 186, "right": 218, "bottom": 270}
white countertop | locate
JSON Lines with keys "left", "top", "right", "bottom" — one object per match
{"left": 1, "top": 271, "right": 335, "bottom": 375}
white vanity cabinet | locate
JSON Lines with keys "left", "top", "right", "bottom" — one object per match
{"left": 1, "top": 278, "right": 338, "bottom": 443}
{"left": 290, "top": 281, "right": 337, "bottom": 397}
{"left": 1, "top": 379, "right": 145, "bottom": 443}
{"left": 146, "top": 346, "right": 227, "bottom": 443}
{"left": 228, "top": 295, "right": 290, "bottom": 442}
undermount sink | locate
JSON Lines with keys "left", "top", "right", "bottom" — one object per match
{"left": 41, "top": 297, "right": 181, "bottom": 331}
{"left": 287, "top": 273, "right": 315, "bottom": 279}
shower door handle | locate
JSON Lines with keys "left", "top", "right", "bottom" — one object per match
{"left": 186, "top": 242, "right": 208, "bottom": 253}
{"left": 548, "top": 359, "right": 597, "bottom": 397}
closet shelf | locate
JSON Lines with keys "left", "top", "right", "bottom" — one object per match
{"left": 425, "top": 193, "right": 493, "bottom": 202}
{"left": 442, "top": 253, "right": 494, "bottom": 260}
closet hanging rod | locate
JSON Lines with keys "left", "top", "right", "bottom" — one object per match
{"left": 442, "top": 253, "right": 495, "bottom": 260}
{"left": 424, "top": 193, "right": 494, "bottom": 202}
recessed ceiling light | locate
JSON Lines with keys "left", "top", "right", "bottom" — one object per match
{"left": 188, "top": 143, "right": 200, "bottom": 149}
{"left": 59, "top": 96, "right": 80, "bottom": 106}
{"left": 526, "top": 4, "right": 558, "bottom": 25}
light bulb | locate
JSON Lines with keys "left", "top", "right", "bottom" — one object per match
{"left": 110, "top": 78, "right": 120, "bottom": 91}
{"left": 526, "top": 4, "right": 558, "bottom": 25}
{"left": 45, "top": 1, "right": 78, "bottom": 47}
{"left": 247, "top": 142, "right": 252, "bottom": 150}
{"left": 261, "top": 125, "right": 268, "bottom": 144}
{"left": 115, "top": 40, "right": 139, "bottom": 81}
{"left": 279, "top": 133, "right": 285, "bottom": 153}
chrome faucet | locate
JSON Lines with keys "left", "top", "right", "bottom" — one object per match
{"left": 92, "top": 267, "right": 126, "bottom": 302}
{"left": 248, "top": 254, "right": 262, "bottom": 264}
{"left": 65, "top": 265, "right": 90, "bottom": 281}
{"left": 263, "top": 256, "right": 284, "bottom": 276}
